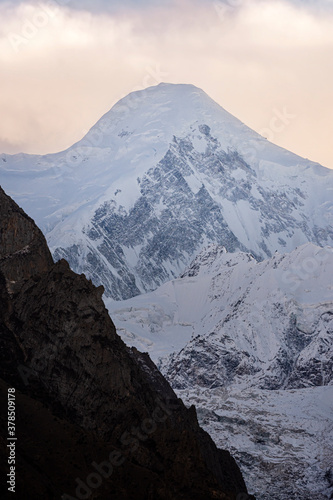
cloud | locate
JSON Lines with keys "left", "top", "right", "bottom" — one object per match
{"left": 1, "top": 0, "right": 332, "bottom": 14}
{"left": 0, "top": 137, "right": 27, "bottom": 154}
{"left": 0, "top": 0, "right": 332, "bottom": 169}
{"left": 0, "top": 0, "right": 174, "bottom": 15}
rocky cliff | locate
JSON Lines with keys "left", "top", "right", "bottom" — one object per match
{"left": 0, "top": 186, "right": 253, "bottom": 500}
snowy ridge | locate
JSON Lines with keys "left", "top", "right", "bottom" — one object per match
{"left": 1, "top": 83, "right": 333, "bottom": 299}
{"left": 108, "top": 242, "right": 333, "bottom": 389}
{"left": 107, "top": 243, "right": 333, "bottom": 499}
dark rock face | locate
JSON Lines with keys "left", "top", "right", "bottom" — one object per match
{"left": 0, "top": 187, "right": 53, "bottom": 293}
{"left": 0, "top": 187, "right": 253, "bottom": 499}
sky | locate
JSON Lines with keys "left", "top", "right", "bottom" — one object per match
{"left": 0, "top": 0, "right": 332, "bottom": 168}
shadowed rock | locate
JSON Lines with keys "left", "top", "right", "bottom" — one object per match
{"left": 0, "top": 187, "right": 254, "bottom": 499}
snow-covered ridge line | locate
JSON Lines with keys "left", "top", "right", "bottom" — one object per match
{"left": 108, "top": 242, "right": 333, "bottom": 390}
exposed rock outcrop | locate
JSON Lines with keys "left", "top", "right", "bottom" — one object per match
{"left": 0, "top": 187, "right": 254, "bottom": 499}
{"left": 0, "top": 187, "right": 53, "bottom": 294}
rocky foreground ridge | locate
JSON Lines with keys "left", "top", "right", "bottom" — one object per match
{"left": 0, "top": 185, "right": 254, "bottom": 499}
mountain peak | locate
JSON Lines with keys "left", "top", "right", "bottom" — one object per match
{"left": 80, "top": 81, "right": 242, "bottom": 151}
{"left": 1, "top": 84, "right": 332, "bottom": 300}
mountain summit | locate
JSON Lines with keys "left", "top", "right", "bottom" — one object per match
{"left": 1, "top": 83, "right": 332, "bottom": 299}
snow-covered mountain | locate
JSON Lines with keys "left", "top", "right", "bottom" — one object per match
{"left": 1, "top": 83, "right": 333, "bottom": 299}
{"left": 107, "top": 243, "right": 333, "bottom": 500}
{"left": 108, "top": 243, "right": 333, "bottom": 390}
{"left": 1, "top": 83, "right": 332, "bottom": 498}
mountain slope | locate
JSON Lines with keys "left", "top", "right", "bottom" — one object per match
{"left": 179, "top": 384, "right": 333, "bottom": 500}
{"left": 107, "top": 243, "right": 333, "bottom": 500}
{"left": 1, "top": 83, "right": 332, "bottom": 299}
{"left": 108, "top": 242, "right": 333, "bottom": 390}
{"left": 0, "top": 187, "right": 252, "bottom": 500}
